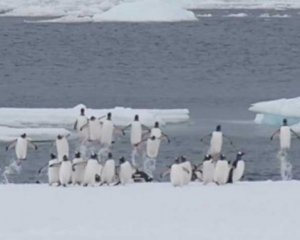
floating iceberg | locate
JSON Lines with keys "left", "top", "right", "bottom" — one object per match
{"left": 249, "top": 97, "right": 300, "bottom": 126}
{"left": 0, "top": 126, "right": 70, "bottom": 142}
{"left": 0, "top": 104, "right": 189, "bottom": 128}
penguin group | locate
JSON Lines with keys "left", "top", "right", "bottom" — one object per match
{"left": 5, "top": 108, "right": 171, "bottom": 186}
{"left": 5, "top": 108, "right": 300, "bottom": 186}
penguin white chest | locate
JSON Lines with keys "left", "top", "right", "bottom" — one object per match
{"left": 130, "top": 122, "right": 142, "bottom": 145}
{"left": 180, "top": 162, "right": 192, "bottom": 185}
{"left": 16, "top": 138, "right": 28, "bottom": 160}
{"left": 56, "top": 138, "right": 69, "bottom": 161}
{"left": 232, "top": 161, "right": 245, "bottom": 182}
{"left": 89, "top": 121, "right": 102, "bottom": 141}
{"left": 202, "top": 160, "right": 215, "bottom": 184}
{"left": 209, "top": 132, "right": 223, "bottom": 155}
{"left": 170, "top": 164, "right": 184, "bottom": 187}
{"left": 119, "top": 162, "right": 133, "bottom": 185}
{"left": 280, "top": 126, "right": 291, "bottom": 150}
{"left": 214, "top": 160, "right": 229, "bottom": 185}
{"left": 59, "top": 161, "right": 72, "bottom": 185}
{"left": 84, "top": 160, "right": 101, "bottom": 186}
{"left": 101, "top": 120, "right": 114, "bottom": 146}
{"left": 72, "top": 158, "right": 86, "bottom": 184}
{"left": 76, "top": 116, "right": 88, "bottom": 131}
{"left": 151, "top": 128, "right": 162, "bottom": 138}
{"left": 101, "top": 160, "right": 116, "bottom": 184}
{"left": 48, "top": 159, "right": 60, "bottom": 185}
{"left": 146, "top": 139, "right": 160, "bottom": 159}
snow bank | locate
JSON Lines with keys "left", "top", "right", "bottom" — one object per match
{"left": 0, "top": 104, "right": 189, "bottom": 128}
{"left": 249, "top": 97, "right": 300, "bottom": 126}
{"left": 0, "top": 126, "right": 70, "bottom": 142}
{"left": 93, "top": 0, "right": 197, "bottom": 22}
{"left": 0, "top": 181, "right": 299, "bottom": 240}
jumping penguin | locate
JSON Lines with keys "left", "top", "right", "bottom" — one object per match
{"left": 55, "top": 135, "right": 69, "bottom": 162}
{"left": 73, "top": 108, "right": 89, "bottom": 142}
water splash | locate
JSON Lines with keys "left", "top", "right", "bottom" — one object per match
{"left": 2, "top": 160, "right": 22, "bottom": 183}
{"left": 277, "top": 150, "right": 293, "bottom": 180}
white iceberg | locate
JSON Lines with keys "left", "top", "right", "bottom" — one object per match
{"left": 0, "top": 104, "right": 189, "bottom": 128}
{"left": 0, "top": 181, "right": 299, "bottom": 240}
{"left": 0, "top": 126, "right": 70, "bottom": 142}
{"left": 225, "top": 13, "right": 248, "bottom": 17}
{"left": 249, "top": 97, "right": 300, "bottom": 126}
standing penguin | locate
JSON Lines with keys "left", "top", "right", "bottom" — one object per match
{"left": 179, "top": 156, "right": 192, "bottom": 185}
{"left": 72, "top": 152, "right": 86, "bottom": 185}
{"left": 270, "top": 119, "right": 300, "bottom": 150}
{"left": 55, "top": 135, "right": 69, "bottom": 162}
{"left": 48, "top": 153, "right": 61, "bottom": 186}
{"left": 214, "top": 154, "right": 230, "bottom": 185}
{"left": 83, "top": 153, "right": 102, "bottom": 186}
{"left": 170, "top": 158, "right": 184, "bottom": 187}
{"left": 202, "top": 154, "right": 215, "bottom": 185}
{"left": 6, "top": 133, "right": 38, "bottom": 164}
{"left": 73, "top": 108, "right": 89, "bottom": 142}
{"left": 116, "top": 157, "right": 133, "bottom": 185}
{"left": 101, "top": 152, "right": 116, "bottom": 185}
{"left": 200, "top": 125, "right": 234, "bottom": 160}
{"left": 59, "top": 155, "right": 72, "bottom": 187}
{"left": 228, "top": 152, "right": 245, "bottom": 183}
{"left": 81, "top": 116, "right": 102, "bottom": 143}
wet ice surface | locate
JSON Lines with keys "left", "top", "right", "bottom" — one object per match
{"left": 0, "top": 9, "right": 300, "bottom": 182}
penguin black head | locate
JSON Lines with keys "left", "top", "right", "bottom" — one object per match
{"left": 63, "top": 155, "right": 68, "bottom": 161}
{"left": 50, "top": 153, "right": 56, "bottom": 159}
{"left": 119, "top": 157, "right": 126, "bottom": 164}
{"left": 216, "top": 125, "right": 221, "bottom": 132}
{"left": 107, "top": 112, "right": 112, "bottom": 120}
{"left": 154, "top": 121, "right": 159, "bottom": 128}
{"left": 134, "top": 114, "right": 139, "bottom": 121}
{"left": 80, "top": 108, "right": 85, "bottom": 116}
{"left": 90, "top": 116, "right": 96, "bottom": 121}
{"left": 283, "top": 118, "right": 288, "bottom": 126}
{"left": 150, "top": 136, "right": 156, "bottom": 141}
{"left": 174, "top": 158, "right": 180, "bottom": 164}
{"left": 236, "top": 151, "right": 245, "bottom": 160}
{"left": 220, "top": 154, "right": 226, "bottom": 160}
{"left": 75, "top": 152, "right": 81, "bottom": 158}
{"left": 21, "top": 133, "right": 26, "bottom": 138}
{"left": 90, "top": 153, "right": 98, "bottom": 159}
{"left": 180, "top": 155, "right": 187, "bottom": 163}
{"left": 203, "top": 154, "right": 211, "bottom": 161}
{"left": 108, "top": 152, "right": 113, "bottom": 159}
{"left": 57, "top": 135, "right": 62, "bottom": 140}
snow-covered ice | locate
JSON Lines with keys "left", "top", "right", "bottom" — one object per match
{"left": 225, "top": 13, "right": 248, "bottom": 17}
{"left": 0, "top": 181, "right": 299, "bottom": 240}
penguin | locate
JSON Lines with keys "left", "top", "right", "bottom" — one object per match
{"left": 59, "top": 155, "right": 72, "bottom": 187}
{"left": 208, "top": 125, "right": 223, "bottom": 157}
{"left": 84, "top": 116, "right": 102, "bottom": 142}
{"left": 83, "top": 153, "right": 102, "bottom": 186}
{"left": 270, "top": 119, "right": 300, "bottom": 150}
{"left": 146, "top": 136, "right": 161, "bottom": 159}
{"left": 55, "top": 135, "right": 69, "bottom": 162}
{"left": 48, "top": 153, "right": 61, "bottom": 186}
{"left": 100, "top": 112, "right": 114, "bottom": 147}
{"left": 6, "top": 133, "right": 38, "bottom": 162}
{"left": 74, "top": 108, "right": 89, "bottom": 142}
{"left": 214, "top": 154, "right": 230, "bottom": 185}
{"left": 228, "top": 152, "right": 245, "bottom": 183}
{"left": 170, "top": 158, "right": 184, "bottom": 187}
{"left": 117, "top": 157, "right": 133, "bottom": 185}
{"left": 179, "top": 156, "right": 192, "bottom": 185}
{"left": 202, "top": 154, "right": 215, "bottom": 184}
{"left": 130, "top": 115, "right": 143, "bottom": 146}
{"left": 101, "top": 152, "right": 116, "bottom": 185}
{"left": 72, "top": 152, "right": 86, "bottom": 185}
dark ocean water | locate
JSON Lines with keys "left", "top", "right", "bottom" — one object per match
{"left": 0, "top": 9, "right": 300, "bottom": 183}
